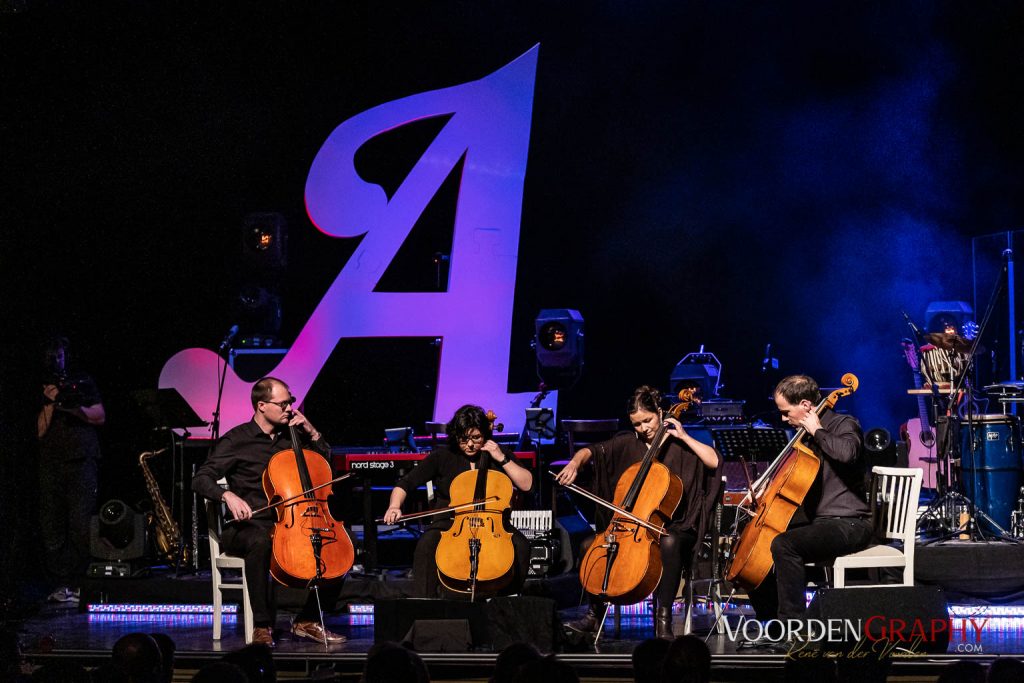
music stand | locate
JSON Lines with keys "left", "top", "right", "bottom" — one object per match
{"left": 131, "top": 388, "right": 209, "bottom": 570}
{"left": 526, "top": 408, "right": 556, "bottom": 440}
{"left": 132, "top": 388, "right": 208, "bottom": 433}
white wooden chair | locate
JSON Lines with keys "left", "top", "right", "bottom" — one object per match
{"left": 831, "top": 466, "right": 923, "bottom": 588}
{"left": 207, "top": 481, "right": 254, "bottom": 643}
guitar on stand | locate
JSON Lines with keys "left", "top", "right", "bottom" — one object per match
{"left": 901, "top": 339, "right": 937, "bottom": 489}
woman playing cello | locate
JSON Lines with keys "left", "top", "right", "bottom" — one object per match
{"left": 555, "top": 386, "right": 721, "bottom": 639}
{"left": 383, "top": 404, "right": 534, "bottom": 598}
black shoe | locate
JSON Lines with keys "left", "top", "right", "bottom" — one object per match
{"left": 655, "top": 606, "right": 674, "bottom": 639}
{"left": 737, "top": 635, "right": 774, "bottom": 650}
{"left": 566, "top": 603, "right": 603, "bottom": 633}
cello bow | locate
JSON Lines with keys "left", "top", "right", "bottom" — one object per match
{"left": 548, "top": 471, "right": 669, "bottom": 536}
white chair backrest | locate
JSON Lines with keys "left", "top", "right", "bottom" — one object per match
{"left": 206, "top": 478, "right": 230, "bottom": 547}
{"left": 870, "top": 466, "right": 922, "bottom": 545}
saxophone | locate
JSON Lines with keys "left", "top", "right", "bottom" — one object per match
{"left": 139, "top": 448, "right": 190, "bottom": 565}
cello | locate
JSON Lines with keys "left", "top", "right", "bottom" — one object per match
{"left": 577, "top": 406, "right": 685, "bottom": 606}
{"left": 726, "top": 373, "right": 859, "bottom": 590}
{"left": 263, "top": 421, "right": 355, "bottom": 589}
{"left": 434, "top": 411, "right": 517, "bottom": 600}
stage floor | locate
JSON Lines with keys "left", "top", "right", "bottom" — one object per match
{"left": 15, "top": 596, "right": 1014, "bottom": 682}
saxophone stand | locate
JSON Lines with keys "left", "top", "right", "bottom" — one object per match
{"left": 130, "top": 387, "right": 208, "bottom": 575}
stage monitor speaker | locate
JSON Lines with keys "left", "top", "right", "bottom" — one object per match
{"left": 375, "top": 597, "right": 561, "bottom": 652}
{"left": 403, "top": 619, "right": 471, "bottom": 653}
{"left": 375, "top": 599, "right": 488, "bottom": 649}
{"left": 806, "top": 585, "right": 949, "bottom": 655}
{"left": 89, "top": 500, "right": 147, "bottom": 561}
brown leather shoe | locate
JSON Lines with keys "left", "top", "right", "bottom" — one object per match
{"left": 293, "top": 620, "right": 347, "bottom": 644}
{"left": 252, "top": 626, "right": 276, "bottom": 648}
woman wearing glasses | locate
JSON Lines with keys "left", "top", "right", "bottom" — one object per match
{"left": 383, "top": 404, "right": 534, "bottom": 598}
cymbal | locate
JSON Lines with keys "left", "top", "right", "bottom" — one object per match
{"left": 924, "top": 332, "right": 973, "bottom": 353}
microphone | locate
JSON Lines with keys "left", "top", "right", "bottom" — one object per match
{"left": 901, "top": 310, "right": 925, "bottom": 344}
{"left": 219, "top": 324, "right": 240, "bottom": 351}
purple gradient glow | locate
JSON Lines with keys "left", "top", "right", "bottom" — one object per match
{"left": 160, "top": 46, "right": 555, "bottom": 432}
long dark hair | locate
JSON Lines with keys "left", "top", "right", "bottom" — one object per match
{"left": 445, "top": 404, "right": 493, "bottom": 450}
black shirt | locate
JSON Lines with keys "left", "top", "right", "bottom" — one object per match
{"left": 192, "top": 419, "right": 331, "bottom": 521}
{"left": 589, "top": 431, "right": 719, "bottom": 531}
{"left": 803, "top": 409, "right": 870, "bottom": 518}
{"left": 395, "top": 445, "right": 520, "bottom": 515}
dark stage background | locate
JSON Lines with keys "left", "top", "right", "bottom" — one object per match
{"left": 3, "top": 1, "right": 1024, "bottom": 576}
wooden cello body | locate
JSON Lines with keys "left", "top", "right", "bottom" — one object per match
{"left": 726, "top": 373, "right": 859, "bottom": 590}
{"left": 435, "top": 458, "right": 517, "bottom": 597}
{"left": 578, "top": 421, "right": 683, "bottom": 605}
{"left": 263, "top": 424, "right": 354, "bottom": 588}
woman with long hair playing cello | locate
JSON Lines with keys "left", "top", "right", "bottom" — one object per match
{"left": 555, "top": 385, "right": 721, "bottom": 639}
{"left": 383, "top": 404, "right": 534, "bottom": 598}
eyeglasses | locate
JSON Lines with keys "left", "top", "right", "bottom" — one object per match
{"left": 263, "top": 397, "right": 297, "bottom": 409}
{"left": 458, "top": 434, "right": 485, "bottom": 444}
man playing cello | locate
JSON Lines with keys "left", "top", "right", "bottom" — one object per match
{"left": 747, "top": 374, "right": 873, "bottom": 626}
{"left": 192, "top": 377, "right": 347, "bottom": 647}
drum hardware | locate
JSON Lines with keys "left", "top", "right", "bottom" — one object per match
{"left": 915, "top": 250, "right": 1024, "bottom": 545}
{"left": 1011, "top": 487, "right": 1024, "bottom": 539}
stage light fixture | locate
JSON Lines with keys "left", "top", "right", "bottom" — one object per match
{"left": 242, "top": 212, "right": 288, "bottom": 268}
{"left": 534, "top": 309, "right": 584, "bottom": 389}
{"left": 89, "top": 499, "right": 146, "bottom": 562}
{"left": 864, "top": 427, "right": 892, "bottom": 453}
{"left": 669, "top": 348, "right": 722, "bottom": 400}
{"left": 862, "top": 427, "right": 904, "bottom": 488}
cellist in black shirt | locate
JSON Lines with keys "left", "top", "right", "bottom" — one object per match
{"left": 192, "top": 376, "right": 348, "bottom": 648}
{"left": 746, "top": 375, "right": 873, "bottom": 627}
{"left": 382, "top": 404, "right": 534, "bottom": 598}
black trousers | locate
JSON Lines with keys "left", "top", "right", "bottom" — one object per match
{"left": 412, "top": 521, "right": 532, "bottom": 599}
{"left": 219, "top": 519, "right": 345, "bottom": 627}
{"left": 748, "top": 516, "right": 874, "bottom": 620}
{"left": 39, "top": 458, "right": 97, "bottom": 586}
{"left": 579, "top": 521, "right": 698, "bottom": 608}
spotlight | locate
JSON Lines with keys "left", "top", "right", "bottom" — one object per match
{"left": 534, "top": 309, "right": 584, "bottom": 389}
{"left": 669, "top": 347, "right": 722, "bottom": 400}
{"left": 862, "top": 428, "right": 904, "bottom": 488}
{"left": 89, "top": 500, "right": 146, "bottom": 562}
{"left": 242, "top": 212, "right": 288, "bottom": 268}
{"left": 864, "top": 428, "right": 892, "bottom": 454}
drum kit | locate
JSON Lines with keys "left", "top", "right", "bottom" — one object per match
{"left": 915, "top": 330, "right": 1024, "bottom": 542}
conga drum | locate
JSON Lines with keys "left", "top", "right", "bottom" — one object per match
{"left": 961, "top": 415, "right": 1022, "bottom": 533}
